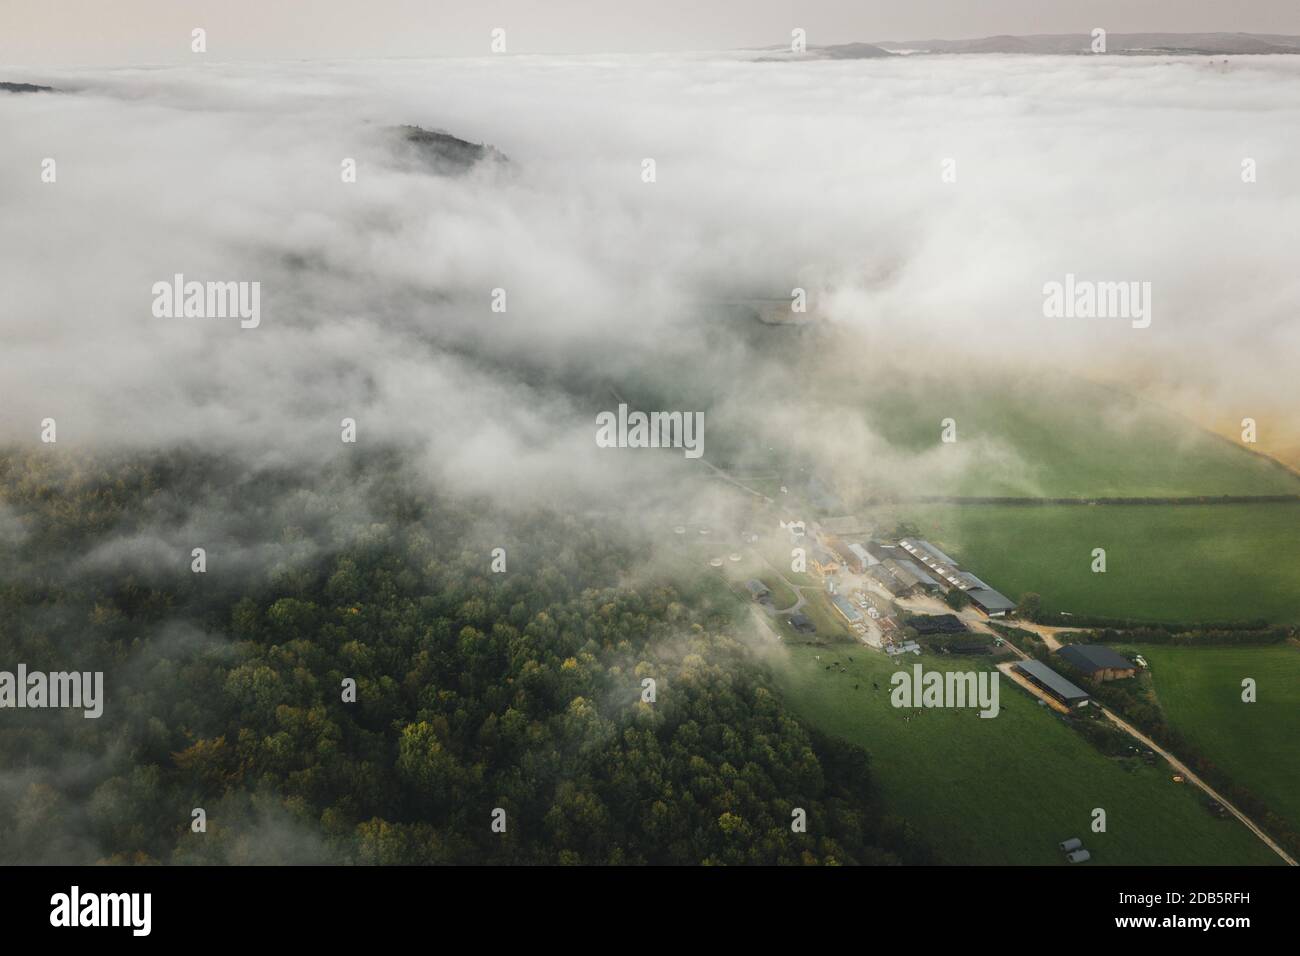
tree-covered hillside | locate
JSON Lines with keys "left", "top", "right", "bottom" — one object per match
{"left": 0, "top": 450, "right": 929, "bottom": 865}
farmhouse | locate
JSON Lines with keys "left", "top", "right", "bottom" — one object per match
{"left": 745, "top": 579, "right": 771, "bottom": 602}
{"left": 1057, "top": 644, "right": 1137, "bottom": 681}
{"left": 1013, "top": 660, "right": 1091, "bottom": 709}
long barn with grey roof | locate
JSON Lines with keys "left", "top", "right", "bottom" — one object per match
{"left": 1014, "top": 660, "right": 1091, "bottom": 708}
{"left": 966, "top": 586, "right": 1016, "bottom": 617}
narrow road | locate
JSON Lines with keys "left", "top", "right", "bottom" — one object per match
{"left": 756, "top": 550, "right": 809, "bottom": 613}
{"left": 989, "top": 622, "right": 1296, "bottom": 866}
{"left": 1099, "top": 708, "right": 1297, "bottom": 866}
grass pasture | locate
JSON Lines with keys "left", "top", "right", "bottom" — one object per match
{"left": 1118, "top": 643, "right": 1300, "bottom": 831}
{"left": 721, "top": 553, "right": 798, "bottom": 611}
{"left": 882, "top": 502, "right": 1300, "bottom": 625}
{"left": 783, "top": 588, "right": 856, "bottom": 643}
{"left": 856, "top": 375, "right": 1300, "bottom": 499}
{"left": 773, "top": 645, "right": 1281, "bottom": 865}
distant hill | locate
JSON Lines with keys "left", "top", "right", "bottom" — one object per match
{"left": 750, "top": 33, "right": 1300, "bottom": 60}
{"left": 815, "top": 42, "right": 895, "bottom": 59}
{"left": 1, "top": 82, "right": 55, "bottom": 93}
{"left": 874, "top": 32, "right": 1300, "bottom": 55}
{"left": 757, "top": 42, "right": 895, "bottom": 61}
{"left": 388, "top": 125, "right": 506, "bottom": 176}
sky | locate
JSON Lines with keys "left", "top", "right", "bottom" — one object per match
{"left": 4, "top": 0, "right": 1300, "bottom": 65}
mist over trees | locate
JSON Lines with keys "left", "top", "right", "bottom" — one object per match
{"left": 0, "top": 449, "right": 930, "bottom": 864}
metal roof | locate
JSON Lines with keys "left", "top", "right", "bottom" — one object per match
{"left": 1057, "top": 644, "right": 1135, "bottom": 673}
{"left": 894, "top": 558, "right": 938, "bottom": 587}
{"left": 901, "top": 538, "right": 959, "bottom": 567}
{"left": 1015, "top": 660, "right": 1090, "bottom": 702}
{"left": 830, "top": 595, "right": 863, "bottom": 621}
{"left": 869, "top": 564, "right": 906, "bottom": 594}
{"left": 967, "top": 587, "right": 1016, "bottom": 612}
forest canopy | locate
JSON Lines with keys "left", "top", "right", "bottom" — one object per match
{"left": 0, "top": 449, "right": 930, "bottom": 865}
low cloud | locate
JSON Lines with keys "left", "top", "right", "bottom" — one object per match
{"left": 2, "top": 52, "right": 1297, "bottom": 520}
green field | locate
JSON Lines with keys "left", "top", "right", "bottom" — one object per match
{"left": 774, "top": 588, "right": 856, "bottom": 644}
{"left": 722, "top": 555, "right": 798, "bottom": 611}
{"left": 857, "top": 375, "right": 1300, "bottom": 499}
{"left": 773, "top": 645, "right": 1281, "bottom": 865}
{"left": 880, "top": 502, "right": 1300, "bottom": 624}
{"left": 701, "top": 365, "right": 1300, "bottom": 500}
{"left": 1117, "top": 643, "right": 1300, "bottom": 830}
{"left": 624, "top": 341, "right": 1300, "bottom": 501}
{"left": 652, "top": 353, "right": 1300, "bottom": 862}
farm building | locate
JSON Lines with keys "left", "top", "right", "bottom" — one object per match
{"left": 1014, "top": 660, "right": 1092, "bottom": 709}
{"left": 887, "top": 558, "right": 940, "bottom": 591}
{"left": 745, "top": 579, "right": 771, "bottom": 602}
{"left": 898, "top": 538, "right": 966, "bottom": 586}
{"left": 830, "top": 594, "right": 863, "bottom": 624}
{"left": 900, "top": 538, "right": 960, "bottom": 567}
{"left": 787, "top": 611, "right": 816, "bottom": 634}
{"left": 810, "top": 546, "right": 840, "bottom": 575}
{"left": 848, "top": 542, "right": 875, "bottom": 570}
{"left": 868, "top": 563, "right": 909, "bottom": 597}
{"left": 865, "top": 541, "right": 902, "bottom": 562}
{"left": 830, "top": 539, "right": 865, "bottom": 572}
{"left": 1057, "top": 644, "right": 1138, "bottom": 681}
{"left": 966, "top": 586, "right": 1016, "bottom": 617}
{"left": 894, "top": 539, "right": 1015, "bottom": 613}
